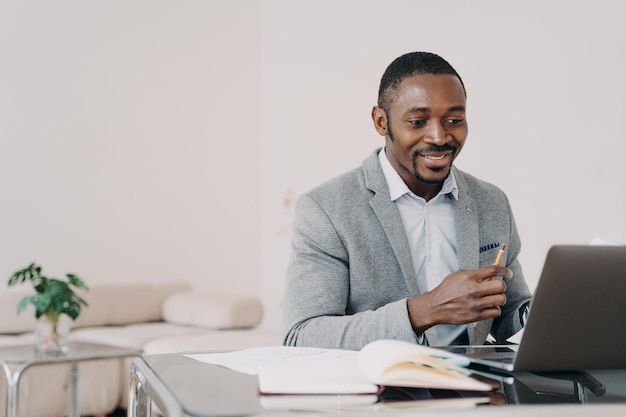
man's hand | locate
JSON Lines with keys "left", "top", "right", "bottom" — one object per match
{"left": 407, "top": 265, "right": 513, "bottom": 333}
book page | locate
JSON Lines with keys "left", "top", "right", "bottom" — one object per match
{"left": 358, "top": 340, "right": 491, "bottom": 391}
{"left": 258, "top": 355, "right": 380, "bottom": 395}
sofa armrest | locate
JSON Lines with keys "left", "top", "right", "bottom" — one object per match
{"left": 161, "top": 292, "right": 263, "bottom": 329}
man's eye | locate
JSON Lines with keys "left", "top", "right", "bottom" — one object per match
{"left": 446, "top": 118, "right": 464, "bottom": 125}
{"left": 408, "top": 120, "right": 426, "bottom": 126}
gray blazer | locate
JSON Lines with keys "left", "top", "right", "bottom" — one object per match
{"left": 282, "top": 149, "right": 531, "bottom": 349}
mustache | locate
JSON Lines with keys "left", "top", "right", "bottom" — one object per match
{"left": 413, "top": 144, "right": 458, "bottom": 157}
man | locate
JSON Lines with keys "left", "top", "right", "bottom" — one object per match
{"left": 282, "top": 52, "right": 531, "bottom": 349}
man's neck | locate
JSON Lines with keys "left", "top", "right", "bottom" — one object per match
{"left": 408, "top": 181, "right": 444, "bottom": 202}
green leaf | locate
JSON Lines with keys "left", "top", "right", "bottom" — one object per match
{"left": 66, "top": 273, "right": 89, "bottom": 290}
{"left": 63, "top": 301, "right": 81, "bottom": 320}
{"left": 16, "top": 295, "right": 34, "bottom": 315}
{"left": 34, "top": 282, "right": 48, "bottom": 294}
{"left": 8, "top": 262, "right": 44, "bottom": 286}
{"left": 32, "top": 294, "right": 52, "bottom": 317}
{"left": 74, "top": 294, "right": 89, "bottom": 307}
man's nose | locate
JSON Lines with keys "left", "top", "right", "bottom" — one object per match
{"left": 424, "top": 121, "right": 447, "bottom": 145}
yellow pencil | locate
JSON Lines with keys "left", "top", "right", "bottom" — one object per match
{"left": 493, "top": 243, "right": 506, "bottom": 266}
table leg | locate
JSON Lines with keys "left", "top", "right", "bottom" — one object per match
{"left": 129, "top": 362, "right": 151, "bottom": 417}
{"left": 5, "top": 364, "right": 24, "bottom": 417}
{"left": 6, "top": 379, "right": 17, "bottom": 417}
{"left": 68, "top": 363, "right": 80, "bottom": 417}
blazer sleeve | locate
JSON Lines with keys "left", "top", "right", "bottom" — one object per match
{"left": 282, "top": 194, "right": 420, "bottom": 349}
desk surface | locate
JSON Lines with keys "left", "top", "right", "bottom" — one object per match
{"left": 0, "top": 341, "right": 142, "bottom": 365}
{"left": 136, "top": 352, "right": 626, "bottom": 417}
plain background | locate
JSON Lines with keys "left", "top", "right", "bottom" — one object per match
{"left": 1, "top": 0, "right": 625, "bottom": 330}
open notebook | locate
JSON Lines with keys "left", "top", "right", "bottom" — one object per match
{"left": 452, "top": 245, "right": 626, "bottom": 372}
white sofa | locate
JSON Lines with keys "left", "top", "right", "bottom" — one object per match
{"left": 0, "top": 282, "right": 281, "bottom": 417}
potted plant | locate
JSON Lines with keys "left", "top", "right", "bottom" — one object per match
{"left": 7, "top": 262, "right": 89, "bottom": 353}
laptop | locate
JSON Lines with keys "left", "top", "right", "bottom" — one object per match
{"left": 449, "top": 245, "right": 626, "bottom": 372}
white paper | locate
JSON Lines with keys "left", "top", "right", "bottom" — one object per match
{"left": 589, "top": 236, "right": 622, "bottom": 246}
{"left": 184, "top": 345, "right": 357, "bottom": 375}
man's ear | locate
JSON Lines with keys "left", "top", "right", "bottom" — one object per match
{"left": 371, "top": 106, "right": 388, "bottom": 136}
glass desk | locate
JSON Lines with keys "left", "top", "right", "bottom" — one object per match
{"left": 1, "top": 341, "right": 142, "bottom": 417}
{"left": 129, "top": 352, "right": 626, "bottom": 417}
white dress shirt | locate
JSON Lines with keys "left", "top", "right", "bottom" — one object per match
{"left": 379, "top": 149, "right": 465, "bottom": 346}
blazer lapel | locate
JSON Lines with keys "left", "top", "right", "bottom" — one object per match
{"left": 453, "top": 167, "right": 479, "bottom": 271}
{"left": 452, "top": 167, "right": 493, "bottom": 343}
{"left": 362, "top": 150, "right": 420, "bottom": 295}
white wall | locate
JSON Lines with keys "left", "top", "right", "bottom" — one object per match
{"left": 0, "top": 1, "right": 263, "bottom": 297}
{"left": 1, "top": 1, "right": 624, "bottom": 331}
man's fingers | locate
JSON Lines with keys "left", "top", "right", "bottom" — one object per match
{"left": 478, "top": 265, "right": 513, "bottom": 281}
{"left": 472, "top": 276, "right": 507, "bottom": 295}
{"left": 481, "top": 293, "right": 507, "bottom": 308}
{"left": 477, "top": 306, "right": 503, "bottom": 320}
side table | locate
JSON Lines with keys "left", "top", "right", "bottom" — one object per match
{"left": 1, "top": 341, "right": 142, "bottom": 417}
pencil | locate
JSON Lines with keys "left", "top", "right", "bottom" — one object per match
{"left": 493, "top": 243, "right": 506, "bottom": 266}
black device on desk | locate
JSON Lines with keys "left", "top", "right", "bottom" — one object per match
{"left": 459, "top": 245, "right": 626, "bottom": 372}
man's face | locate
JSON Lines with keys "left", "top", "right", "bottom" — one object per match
{"left": 372, "top": 74, "right": 468, "bottom": 200}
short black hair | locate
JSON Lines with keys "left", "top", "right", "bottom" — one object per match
{"left": 377, "top": 52, "right": 466, "bottom": 113}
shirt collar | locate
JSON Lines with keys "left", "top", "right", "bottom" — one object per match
{"left": 378, "top": 148, "right": 459, "bottom": 201}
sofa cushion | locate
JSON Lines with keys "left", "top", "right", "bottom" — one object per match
{"left": 72, "top": 282, "right": 191, "bottom": 329}
{"left": 161, "top": 292, "right": 263, "bottom": 329}
{"left": 142, "top": 328, "right": 282, "bottom": 354}
{"left": 71, "top": 322, "right": 206, "bottom": 349}
{"left": 0, "top": 333, "right": 34, "bottom": 346}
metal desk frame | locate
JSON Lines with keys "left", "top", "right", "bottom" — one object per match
{"left": 1, "top": 341, "right": 142, "bottom": 417}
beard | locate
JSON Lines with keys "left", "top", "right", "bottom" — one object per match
{"left": 388, "top": 126, "right": 456, "bottom": 185}
{"left": 412, "top": 165, "right": 448, "bottom": 184}
{"left": 411, "top": 144, "right": 457, "bottom": 184}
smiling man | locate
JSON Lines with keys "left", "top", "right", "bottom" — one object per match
{"left": 282, "top": 52, "right": 531, "bottom": 349}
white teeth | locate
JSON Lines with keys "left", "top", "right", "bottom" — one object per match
{"left": 424, "top": 154, "right": 446, "bottom": 160}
